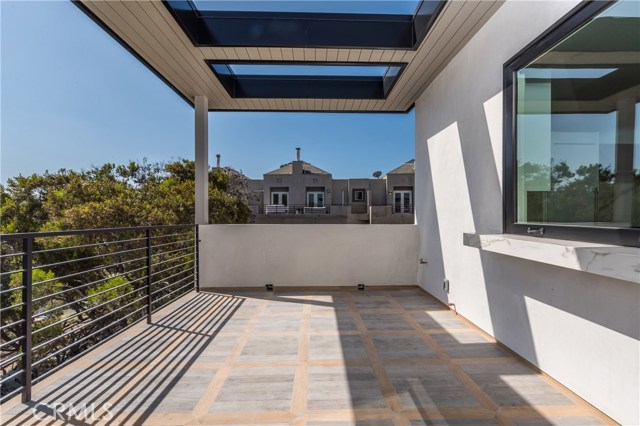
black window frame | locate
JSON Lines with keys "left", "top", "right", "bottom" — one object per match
{"left": 503, "top": 0, "right": 640, "bottom": 247}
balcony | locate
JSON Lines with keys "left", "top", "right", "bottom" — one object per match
{"left": 0, "top": 225, "right": 620, "bottom": 425}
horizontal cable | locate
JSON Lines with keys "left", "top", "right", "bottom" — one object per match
{"left": 149, "top": 231, "right": 193, "bottom": 241}
{"left": 150, "top": 252, "right": 194, "bottom": 269}
{"left": 150, "top": 259, "right": 195, "bottom": 278}
{"left": 0, "top": 368, "right": 25, "bottom": 386}
{"left": 150, "top": 237, "right": 193, "bottom": 251}
{"left": 151, "top": 283, "right": 194, "bottom": 314}
{"left": 32, "top": 262, "right": 147, "bottom": 304}
{"left": 33, "top": 245, "right": 148, "bottom": 271}
{"left": 152, "top": 280, "right": 194, "bottom": 306}
{"left": 0, "top": 302, "right": 26, "bottom": 315}
{"left": 0, "top": 251, "right": 25, "bottom": 259}
{"left": 32, "top": 306, "right": 147, "bottom": 368}
{"left": 0, "top": 318, "right": 26, "bottom": 332}
{"left": 31, "top": 310, "right": 147, "bottom": 386}
{"left": 0, "top": 285, "right": 26, "bottom": 296}
{"left": 150, "top": 267, "right": 194, "bottom": 291}
{"left": 150, "top": 245, "right": 194, "bottom": 259}
{"left": 34, "top": 274, "right": 147, "bottom": 319}
{"left": 3, "top": 224, "right": 195, "bottom": 241}
{"left": 0, "top": 335, "right": 26, "bottom": 350}
{"left": 0, "top": 386, "right": 24, "bottom": 404}
{"left": 32, "top": 256, "right": 147, "bottom": 289}
{"left": 0, "top": 268, "right": 25, "bottom": 278}
{"left": 33, "top": 284, "right": 147, "bottom": 335}
{"left": 151, "top": 273, "right": 194, "bottom": 298}
{"left": 32, "top": 295, "right": 147, "bottom": 351}
{"left": 0, "top": 352, "right": 23, "bottom": 369}
{"left": 32, "top": 236, "right": 146, "bottom": 255}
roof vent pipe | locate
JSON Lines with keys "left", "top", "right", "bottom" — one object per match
{"left": 296, "top": 147, "right": 301, "bottom": 161}
{"left": 216, "top": 154, "right": 221, "bottom": 168}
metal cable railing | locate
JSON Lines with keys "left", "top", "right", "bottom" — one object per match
{"left": 0, "top": 224, "right": 199, "bottom": 404}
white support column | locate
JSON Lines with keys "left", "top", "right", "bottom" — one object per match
{"left": 195, "top": 95, "right": 209, "bottom": 224}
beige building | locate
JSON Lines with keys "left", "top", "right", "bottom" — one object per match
{"left": 249, "top": 148, "right": 414, "bottom": 224}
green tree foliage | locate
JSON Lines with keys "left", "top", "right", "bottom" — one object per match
{"left": 0, "top": 160, "right": 249, "bottom": 391}
{"left": 518, "top": 160, "right": 640, "bottom": 225}
{"left": 0, "top": 159, "right": 251, "bottom": 234}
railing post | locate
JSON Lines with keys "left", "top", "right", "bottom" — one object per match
{"left": 21, "top": 237, "right": 33, "bottom": 403}
{"left": 146, "top": 229, "right": 152, "bottom": 323}
{"left": 195, "top": 225, "right": 200, "bottom": 293}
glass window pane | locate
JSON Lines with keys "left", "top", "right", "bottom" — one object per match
{"left": 192, "top": 1, "right": 422, "bottom": 15}
{"left": 515, "top": 0, "right": 640, "bottom": 229}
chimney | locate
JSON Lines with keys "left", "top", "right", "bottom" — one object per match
{"left": 216, "top": 154, "right": 221, "bottom": 168}
{"left": 296, "top": 147, "right": 301, "bottom": 161}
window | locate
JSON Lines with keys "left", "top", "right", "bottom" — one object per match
{"left": 271, "top": 191, "right": 288, "bottom": 206}
{"left": 307, "top": 192, "right": 325, "bottom": 207}
{"left": 353, "top": 190, "right": 365, "bottom": 202}
{"left": 504, "top": 0, "right": 640, "bottom": 246}
{"left": 394, "top": 190, "right": 413, "bottom": 214}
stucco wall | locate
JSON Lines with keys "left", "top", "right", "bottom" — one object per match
{"left": 199, "top": 224, "right": 419, "bottom": 288}
{"left": 414, "top": 1, "right": 640, "bottom": 424}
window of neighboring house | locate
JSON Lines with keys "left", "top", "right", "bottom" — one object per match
{"left": 307, "top": 191, "right": 325, "bottom": 207}
{"left": 271, "top": 191, "right": 288, "bottom": 206}
{"left": 393, "top": 190, "right": 413, "bottom": 213}
{"left": 353, "top": 189, "right": 365, "bottom": 202}
{"left": 504, "top": 0, "right": 640, "bottom": 247}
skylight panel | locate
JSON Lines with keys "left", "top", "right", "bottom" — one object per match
{"left": 209, "top": 62, "right": 406, "bottom": 99}
{"left": 191, "top": 0, "right": 423, "bottom": 15}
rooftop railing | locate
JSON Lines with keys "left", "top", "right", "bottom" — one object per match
{"left": 0, "top": 224, "right": 198, "bottom": 404}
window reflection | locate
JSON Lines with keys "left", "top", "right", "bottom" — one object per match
{"left": 516, "top": 0, "right": 640, "bottom": 228}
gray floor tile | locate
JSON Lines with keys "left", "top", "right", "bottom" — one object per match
{"left": 385, "top": 364, "right": 481, "bottom": 410}
{"left": 238, "top": 335, "right": 299, "bottom": 362}
{"left": 307, "top": 366, "right": 385, "bottom": 409}
{"left": 411, "top": 311, "right": 469, "bottom": 331}
{"left": 210, "top": 367, "right": 295, "bottom": 412}
{"left": 462, "top": 364, "right": 575, "bottom": 407}
{"left": 361, "top": 313, "right": 413, "bottom": 331}
{"left": 309, "top": 335, "right": 368, "bottom": 360}
{"left": 372, "top": 334, "right": 437, "bottom": 360}
{"left": 430, "top": 332, "right": 507, "bottom": 358}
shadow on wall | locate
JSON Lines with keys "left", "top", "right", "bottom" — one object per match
{"left": 418, "top": 55, "right": 639, "bottom": 423}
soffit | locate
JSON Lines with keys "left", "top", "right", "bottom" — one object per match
{"left": 76, "top": 0, "right": 504, "bottom": 112}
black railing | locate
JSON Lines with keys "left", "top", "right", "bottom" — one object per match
{"left": 392, "top": 204, "right": 414, "bottom": 214}
{"left": 251, "top": 204, "right": 415, "bottom": 215}
{"left": 253, "top": 204, "right": 331, "bottom": 215}
{"left": 0, "top": 224, "right": 198, "bottom": 404}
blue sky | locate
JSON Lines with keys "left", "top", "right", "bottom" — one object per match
{"left": 0, "top": 1, "right": 415, "bottom": 182}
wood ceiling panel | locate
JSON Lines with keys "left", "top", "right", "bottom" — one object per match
{"left": 78, "top": 0, "right": 503, "bottom": 112}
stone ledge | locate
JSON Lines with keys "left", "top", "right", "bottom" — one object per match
{"left": 463, "top": 233, "right": 640, "bottom": 284}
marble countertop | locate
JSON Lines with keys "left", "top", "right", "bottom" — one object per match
{"left": 463, "top": 233, "right": 640, "bottom": 284}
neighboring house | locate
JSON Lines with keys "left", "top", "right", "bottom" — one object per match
{"left": 249, "top": 148, "right": 414, "bottom": 224}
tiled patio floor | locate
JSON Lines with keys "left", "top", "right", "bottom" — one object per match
{"left": 1, "top": 288, "right": 615, "bottom": 425}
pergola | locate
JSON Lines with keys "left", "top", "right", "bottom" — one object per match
{"left": 74, "top": 0, "right": 501, "bottom": 223}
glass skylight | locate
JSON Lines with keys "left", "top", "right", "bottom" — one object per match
{"left": 191, "top": 0, "right": 423, "bottom": 15}
{"left": 208, "top": 62, "right": 405, "bottom": 99}
{"left": 226, "top": 64, "right": 390, "bottom": 77}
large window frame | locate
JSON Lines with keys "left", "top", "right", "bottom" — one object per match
{"left": 503, "top": 0, "right": 639, "bottom": 247}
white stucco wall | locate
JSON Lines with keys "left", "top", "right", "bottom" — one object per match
{"left": 199, "top": 224, "right": 418, "bottom": 288}
{"left": 413, "top": 1, "right": 640, "bottom": 424}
